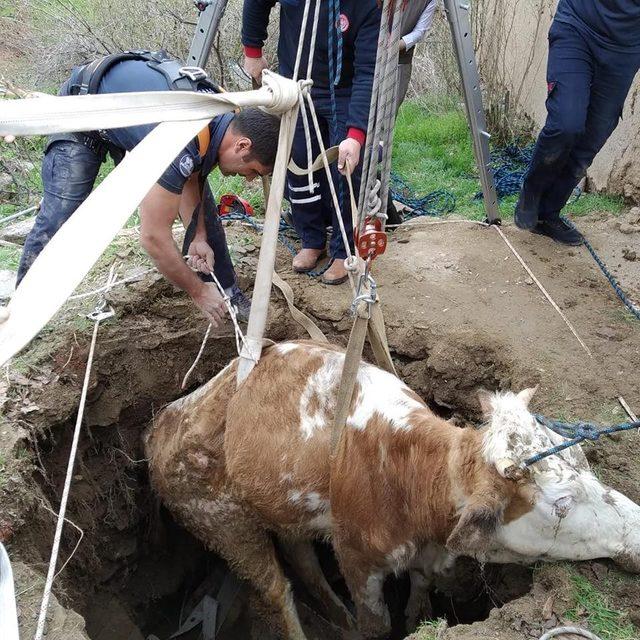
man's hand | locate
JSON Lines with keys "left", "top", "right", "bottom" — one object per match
{"left": 337, "top": 138, "right": 362, "bottom": 175}
{"left": 191, "top": 282, "right": 227, "bottom": 327}
{"left": 187, "top": 239, "right": 215, "bottom": 275}
{"left": 399, "top": 38, "right": 407, "bottom": 52}
{"left": 244, "top": 55, "right": 269, "bottom": 86}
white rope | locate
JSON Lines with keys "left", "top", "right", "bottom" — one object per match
{"left": 182, "top": 270, "right": 257, "bottom": 389}
{"left": 539, "top": 627, "right": 602, "bottom": 640}
{"left": 34, "top": 268, "right": 116, "bottom": 640}
{"left": 181, "top": 323, "right": 212, "bottom": 390}
{"left": 68, "top": 267, "right": 156, "bottom": 301}
{"left": 493, "top": 225, "right": 592, "bottom": 357}
{"left": 304, "top": 0, "right": 323, "bottom": 80}
{"left": 304, "top": 94, "right": 355, "bottom": 275}
{"left": 298, "top": 94, "right": 316, "bottom": 194}
{"left": 292, "top": 0, "right": 315, "bottom": 81}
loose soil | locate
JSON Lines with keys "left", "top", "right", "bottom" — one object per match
{"left": 1, "top": 211, "right": 639, "bottom": 640}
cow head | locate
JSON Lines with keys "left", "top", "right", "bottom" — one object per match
{"left": 446, "top": 388, "right": 640, "bottom": 573}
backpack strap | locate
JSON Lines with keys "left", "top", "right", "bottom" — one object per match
{"left": 70, "top": 50, "right": 158, "bottom": 96}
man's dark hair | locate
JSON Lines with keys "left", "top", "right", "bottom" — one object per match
{"left": 231, "top": 108, "right": 281, "bottom": 167}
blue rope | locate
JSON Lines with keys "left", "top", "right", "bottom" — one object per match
{"left": 327, "top": 0, "right": 345, "bottom": 248}
{"left": 562, "top": 217, "right": 640, "bottom": 322}
{"left": 524, "top": 414, "right": 640, "bottom": 466}
{"left": 390, "top": 172, "right": 456, "bottom": 219}
{"left": 473, "top": 142, "right": 581, "bottom": 203}
{"left": 327, "top": 0, "right": 343, "bottom": 88}
{"left": 221, "top": 211, "right": 332, "bottom": 278}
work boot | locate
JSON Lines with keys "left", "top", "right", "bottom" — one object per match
{"left": 292, "top": 248, "right": 325, "bottom": 273}
{"left": 229, "top": 285, "right": 252, "bottom": 322}
{"left": 514, "top": 187, "right": 541, "bottom": 230}
{"left": 531, "top": 217, "right": 584, "bottom": 246}
{"left": 321, "top": 259, "right": 349, "bottom": 286}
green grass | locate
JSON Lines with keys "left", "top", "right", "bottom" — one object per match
{"left": 0, "top": 245, "right": 21, "bottom": 270}
{"left": 412, "top": 619, "right": 447, "bottom": 640}
{"left": 565, "top": 573, "right": 636, "bottom": 640}
{"left": 392, "top": 100, "right": 625, "bottom": 220}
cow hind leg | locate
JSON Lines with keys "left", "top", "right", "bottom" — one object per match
{"left": 197, "top": 505, "right": 308, "bottom": 640}
{"left": 280, "top": 540, "right": 356, "bottom": 631}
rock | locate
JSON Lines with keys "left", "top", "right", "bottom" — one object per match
{"left": 618, "top": 222, "right": 638, "bottom": 235}
{"left": 542, "top": 595, "right": 554, "bottom": 620}
{"left": 16, "top": 160, "right": 35, "bottom": 174}
{"left": 0, "top": 217, "right": 35, "bottom": 245}
{"left": 622, "top": 248, "right": 637, "bottom": 261}
{"left": 595, "top": 326, "right": 623, "bottom": 341}
{"left": 0, "top": 174, "right": 13, "bottom": 193}
{"left": 0, "top": 270, "right": 16, "bottom": 301}
{"left": 524, "top": 277, "right": 534, "bottom": 285}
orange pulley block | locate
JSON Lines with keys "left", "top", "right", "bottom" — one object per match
{"left": 356, "top": 218, "right": 387, "bottom": 260}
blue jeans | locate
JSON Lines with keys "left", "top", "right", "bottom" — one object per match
{"left": 287, "top": 92, "right": 360, "bottom": 260}
{"left": 18, "top": 141, "right": 236, "bottom": 290}
{"left": 520, "top": 20, "right": 640, "bottom": 221}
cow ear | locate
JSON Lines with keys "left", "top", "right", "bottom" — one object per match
{"left": 446, "top": 498, "right": 502, "bottom": 554}
{"left": 517, "top": 386, "right": 538, "bottom": 407}
{"left": 477, "top": 389, "right": 494, "bottom": 420}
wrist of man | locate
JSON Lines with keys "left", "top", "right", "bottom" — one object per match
{"left": 243, "top": 45, "right": 264, "bottom": 58}
{"left": 185, "top": 275, "right": 205, "bottom": 299}
{"left": 346, "top": 128, "right": 365, "bottom": 146}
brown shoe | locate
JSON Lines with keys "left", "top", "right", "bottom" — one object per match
{"left": 321, "top": 259, "right": 349, "bottom": 285}
{"left": 292, "top": 248, "right": 325, "bottom": 273}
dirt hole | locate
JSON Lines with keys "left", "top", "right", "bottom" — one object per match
{"left": 23, "top": 319, "right": 532, "bottom": 640}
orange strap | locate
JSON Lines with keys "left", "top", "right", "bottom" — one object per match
{"left": 197, "top": 126, "right": 210, "bottom": 158}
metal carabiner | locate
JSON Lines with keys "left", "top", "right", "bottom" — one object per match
{"left": 179, "top": 66, "right": 208, "bottom": 82}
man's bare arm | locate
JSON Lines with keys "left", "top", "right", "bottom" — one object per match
{"left": 139, "top": 183, "right": 224, "bottom": 324}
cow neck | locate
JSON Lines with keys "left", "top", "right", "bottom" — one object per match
{"left": 402, "top": 418, "right": 487, "bottom": 544}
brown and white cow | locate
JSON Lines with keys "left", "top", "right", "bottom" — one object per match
{"left": 145, "top": 340, "right": 640, "bottom": 639}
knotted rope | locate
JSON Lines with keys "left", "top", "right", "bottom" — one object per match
{"left": 524, "top": 414, "right": 640, "bottom": 467}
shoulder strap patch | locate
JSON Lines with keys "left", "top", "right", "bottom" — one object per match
{"left": 197, "top": 126, "right": 211, "bottom": 158}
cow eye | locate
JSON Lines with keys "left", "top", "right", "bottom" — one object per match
{"left": 553, "top": 495, "right": 574, "bottom": 518}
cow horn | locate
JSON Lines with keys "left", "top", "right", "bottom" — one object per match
{"left": 496, "top": 458, "right": 525, "bottom": 480}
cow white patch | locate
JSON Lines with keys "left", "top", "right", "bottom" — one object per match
{"left": 385, "top": 542, "right": 417, "bottom": 573}
{"left": 297, "top": 349, "right": 426, "bottom": 438}
{"left": 287, "top": 489, "right": 332, "bottom": 532}
{"left": 348, "top": 362, "right": 425, "bottom": 432}
{"left": 276, "top": 342, "right": 300, "bottom": 355}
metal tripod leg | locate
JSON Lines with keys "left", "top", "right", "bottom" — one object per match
{"left": 443, "top": 0, "right": 500, "bottom": 223}
{"left": 187, "top": 0, "right": 230, "bottom": 69}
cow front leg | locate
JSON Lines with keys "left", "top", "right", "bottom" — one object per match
{"left": 280, "top": 540, "right": 356, "bottom": 630}
{"left": 333, "top": 544, "right": 390, "bottom": 639}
